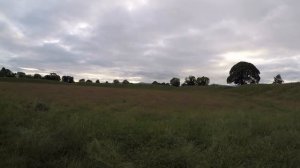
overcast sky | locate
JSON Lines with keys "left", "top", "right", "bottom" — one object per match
{"left": 0, "top": 0, "right": 299, "bottom": 84}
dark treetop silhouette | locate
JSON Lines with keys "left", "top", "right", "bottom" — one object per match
{"left": 227, "top": 61, "right": 260, "bottom": 85}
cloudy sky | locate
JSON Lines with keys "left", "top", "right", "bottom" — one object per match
{"left": 0, "top": 0, "right": 299, "bottom": 84}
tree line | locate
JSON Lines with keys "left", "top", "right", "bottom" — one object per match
{"left": 0, "top": 61, "right": 285, "bottom": 87}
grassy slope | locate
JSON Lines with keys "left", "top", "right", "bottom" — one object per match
{"left": 0, "top": 80, "right": 299, "bottom": 168}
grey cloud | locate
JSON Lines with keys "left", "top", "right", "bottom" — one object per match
{"left": 0, "top": 0, "right": 299, "bottom": 83}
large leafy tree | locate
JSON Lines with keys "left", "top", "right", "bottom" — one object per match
{"left": 227, "top": 61, "right": 260, "bottom": 85}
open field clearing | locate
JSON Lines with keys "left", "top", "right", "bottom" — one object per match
{"left": 0, "top": 80, "right": 299, "bottom": 168}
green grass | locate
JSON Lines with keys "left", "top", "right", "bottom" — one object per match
{"left": 0, "top": 80, "right": 299, "bottom": 168}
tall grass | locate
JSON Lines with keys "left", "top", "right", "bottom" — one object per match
{"left": 0, "top": 81, "right": 299, "bottom": 168}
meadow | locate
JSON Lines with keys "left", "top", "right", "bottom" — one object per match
{"left": 0, "top": 79, "right": 299, "bottom": 168}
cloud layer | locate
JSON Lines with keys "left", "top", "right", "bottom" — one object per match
{"left": 0, "top": 0, "right": 299, "bottom": 83}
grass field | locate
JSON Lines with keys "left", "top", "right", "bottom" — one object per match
{"left": 0, "top": 79, "right": 299, "bottom": 168}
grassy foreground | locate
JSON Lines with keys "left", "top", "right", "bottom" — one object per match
{"left": 0, "top": 80, "right": 299, "bottom": 168}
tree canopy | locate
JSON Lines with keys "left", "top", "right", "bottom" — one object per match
{"left": 16, "top": 72, "right": 26, "bottom": 78}
{"left": 44, "top": 73, "right": 61, "bottom": 81}
{"left": 122, "top": 80, "right": 130, "bottom": 85}
{"left": 196, "top": 76, "right": 210, "bottom": 86}
{"left": 113, "top": 79, "right": 120, "bottom": 84}
{"left": 227, "top": 62, "right": 260, "bottom": 85}
{"left": 0, "top": 67, "right": 15, "bottom": 77}
{"left": 33, "top": 74, "right": 43, "bottom": 79}
{"left": 184, "top": 76, "right": 197, "bottom": 86}
{"left": 170, "top": 78, "right": 180, "bottom": 87}
{"left": 273, "top": 74, "right": 284, "bottom": 84}
{"left": 62, "top": 76, "right": 75, "bottom": 83}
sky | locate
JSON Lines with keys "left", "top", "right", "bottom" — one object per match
{"left": 0, "top": 0, "right": 299, "bottom": 84}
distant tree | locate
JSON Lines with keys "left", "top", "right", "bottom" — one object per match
{"left": 181, "top": 83, "right": 187, "bottom": 87}
{"left": 68, "top": 76, "right": 74, "bottom": 83}
{"left": 33, "top": 74, "right": 42, "bottom": 79}
{"left": 105, "top": 81, "right": 109, "bottom": 84}
{"left": 16, "top": 72, "right": 26, "bottom": 78}
{"left": 196, "top": 76, "right": 210, "bottom": 86}
{"left": 184, "top": 76, "right": 197, "bottom": 86}
{"left": 152, "top": 81, "right": 159, "bottom": 85}
{"left": 227, "top": 61, "right": 260, "bottom": 85}
{"left": 96, "top": 80, "right": 100, "bottom": 84}
{"left": 44, "top": 73, "right": 61, "bottom": 81}
{"left": 86, "top": 80, "right": 93, "bottom": 83}
{"left": 0, "top": 67, "right": 15, "bottom": 77}
{"left": 79, "top": 79, "right": 85, "bottom": 83}
{"left": 122, "top": 79, "right": 130, "bottom": 85}
{"left": 273, "top": 74, "right": 284, "bottom": 84}
{"left": 170, "top": 77, "right": 180, "bottom": 87}
{"left": 25, "top": 74, "right": 33, "bottom": 79}
{"left": 113, "top": 79, "right": 120, "bottom": 84}
{"left": 62, "top": 76, "right": 74, "bottom": 83}
{"left": 161, "top": 82, "right": 170, "bottom": 86}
